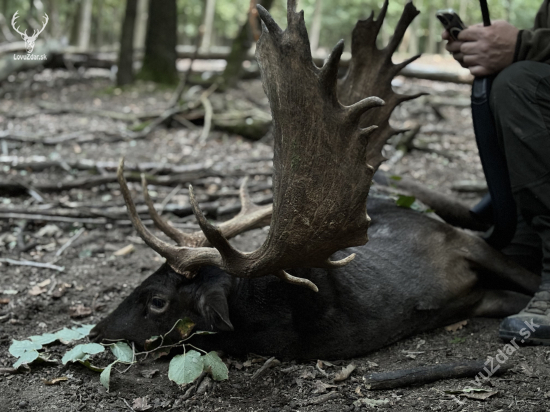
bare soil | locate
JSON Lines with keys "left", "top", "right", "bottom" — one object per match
{"left": 0, "top": 69, "right": 548, "bottom": 412}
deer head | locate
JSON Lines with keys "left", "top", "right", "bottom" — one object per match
{"left": 12, "top": 10, "right": 49, "bottom": 54}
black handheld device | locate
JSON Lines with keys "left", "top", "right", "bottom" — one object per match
{"left": 436, "top": 9, "right": 466, "bottom": 41}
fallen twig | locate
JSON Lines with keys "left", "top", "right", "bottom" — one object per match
{"left": 198, "top": 92, "right": 213, "bottom": 143}
{"left": 364, "top": 360, "right": 512, "bottom": 390}
{"left": 0, "top": 155, "right": 210, "bottom": 174}
{"left": 251, "top": 356, "right": 280, "bottom": 380}
{"left": 305, "top": 391, "right": 340, "bottom": 405}
{"left": 54, "top": 227, "right": 86, "bottom": 257}
{"left": 0, "top": 258, "right": 65, "bottom": 272}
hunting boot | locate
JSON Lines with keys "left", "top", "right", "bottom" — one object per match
{"left": 499, "top": 286, "right": 550, "bottom": 345}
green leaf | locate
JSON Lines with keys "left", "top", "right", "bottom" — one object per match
{"left": 395, "top": 195, "right": 416, "bottom": 208}
{"left": 9, "top": 340, "right": 42, "bottom": 357}
{"left": 389, "top": 175, "right": 402, "bottom": 181}
{"left": 110, "top": 342, "right": 134, "bottom": 363}
{"left": 73, "top": 324, "right": 95, "bottom": 337}
{"left": 62, "top": 343, "right": 104, "bottom": 364}
{"left": 29, "top": 333, "right": 58, "bottom": 345}
{"left": 174, "top": 318, "right": 196, "bottom": 340}
{"left": 100, "top": 363, "right": 114, "bottom": 391}
{"left": 203, "top": 351, "right": 228, "bottom": 381}
{"left": 168, "top": 350, "right": 204, "bottom": 385}
{"left": 13, "top": 350, "right": 40, "bottom": 368}
{"left": 55, "top": 328, "right": 84, "bottom": 343}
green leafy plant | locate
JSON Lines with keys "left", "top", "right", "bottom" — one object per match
{"left": 8, "top": 319, "right": 228, "bottom": 391}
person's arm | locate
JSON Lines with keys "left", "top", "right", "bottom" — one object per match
{"left": 515, "top": 29, "right": 550, "bottom": 63}
{"left": 515, "top": 0, "right": 550, "bottom": 62}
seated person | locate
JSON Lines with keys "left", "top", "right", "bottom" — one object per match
{"left": 443, "top": 1, "right": 550, "bottom": 344}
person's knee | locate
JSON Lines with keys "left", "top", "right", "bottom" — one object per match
{"left": 491, "top": 61, "right": 550, "bottom": 110}
{"left": 491, "top": 62, "right": 536, "bottom": 105}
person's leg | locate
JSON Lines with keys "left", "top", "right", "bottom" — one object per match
{"left": 489, "top": 60, "right": 550, "bottom": 344}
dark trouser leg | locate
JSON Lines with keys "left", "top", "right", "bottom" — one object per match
{"left": 490, "top": 61, "right": 550, "bottom": 285}
{"left": 492, "top": 61, "right": 550, "bottom": 344}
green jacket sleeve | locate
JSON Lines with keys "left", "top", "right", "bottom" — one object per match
{"left": 514, "top": 0, "right": 550, "bottom": 63}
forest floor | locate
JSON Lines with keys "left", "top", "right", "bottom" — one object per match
{"left": 0, "top": 67, "right": 548, "bottom": 412}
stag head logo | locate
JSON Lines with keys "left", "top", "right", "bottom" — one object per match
{"left": 11, "top": 11, "right": 49, "bottom": 54}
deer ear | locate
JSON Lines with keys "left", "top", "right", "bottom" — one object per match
{"left": 197, "top": 288, "right": 234, "bottom": 332}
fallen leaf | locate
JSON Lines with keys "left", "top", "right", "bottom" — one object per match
{"left": 140, "top": 369, "right": 159, "bottom": 379}
{"left": 37, "top": 279, "right": 51, "bottom": 288}
{"left": 460, "top": 390, "right": 498, "bottom": 400}
{"left": 51, "top": 283, "right": 70, "bottom": 299}
{"left": 0, "top": 298, "right": 10, "bottom": 304}
{"left": 334, "top": 363, "right": 356, "bottom": 382}
{"left": 445, "top": 320, "right": 468, "bottom": 332}
{"left": 366, "top": 361, "right": 379, "bottom": 368}
{"left": 68, "top": 305, "right": 92, "bottom": 318}
{"left": 132, "top": 397, "right": 153, "bottom": 411}
{"left": 113, "top": 244, "right": 135, "bottom": 256}
{"left": 243, "top": 360, "right": 252, "bottom": 368}
{"left": 445, "top": 388, "right": 498, "bottom": 401}
{"left": 28, "top": 285, "right": 47, "bottom": 296}
{"left": 43, "top": 377, "right": 68, "bottom": 385}
{"left": 36, "top": 225, "right": 62, "bottom": 238}
{"left": 298, "top": 370, "right": 316, "bottom": 380}
{"left": 519, "top": 363, "right": 535, "bottom": 377}
{"left": 353, "top": 397, "right": 389, "bottom": 408}
{"left": 312, "top": 380, "right": 338, "bottom": 394}
{"left": 355, "top": 385, "right": 362, "bottom": 396}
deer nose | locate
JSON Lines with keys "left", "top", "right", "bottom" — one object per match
{"left": 88, "top": 327, "right": 102, "bottom": 342}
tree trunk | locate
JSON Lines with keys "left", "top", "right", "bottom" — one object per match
{"left": 134, "top": 0, "right": 148, "bottom": 51}
{"left": 309, "top": 0, "right": 323, "bottom": 54}
{"left": 117, "top": 0, "right": 138, "bottom": 86}
{"left": 94, "top": 0, "right": 104, "bottom": 47}
{"left": 427, "top": 7, "right": 437, "bottom": 54}
{"left": 139, "top": 0, "right": 178, "bottom": 84}
{"left": 78, "top": 0, "right": 93, "bottom": 50}
{"left": 200, "top": 0, "right": 216, "bottom": 50}
{"left": 47, "top": 0, "right": 59, "bottom": 38}
{"left": 69, "top": 2, "right": 81, "bottom": 45}
{"left": 220, "top": 0, "right": 274, "bottom": 90}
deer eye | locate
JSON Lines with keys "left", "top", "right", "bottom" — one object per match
{"left": 149, "top": 297, "right": 168, "bottom": 313}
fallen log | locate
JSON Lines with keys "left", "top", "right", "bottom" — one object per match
{"left": 1, "top": 42, "right": 473, "bottom": 85}
{"left": 364, "top": 360, "right": 511, "bottom": 390}
{"left": 0, "top": 156, "right": 210, "bottom": 174}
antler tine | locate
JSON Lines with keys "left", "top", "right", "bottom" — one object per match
{"left": 386, "top": 2, "right": 420, "bottom": 57}
{"left": 140, "top": 174, "right": 202, "bottom": 247}
{"left": 118, "top": 158, "right": 224, "bottom": 275}
{"left": 118, "top": 159, "right": 184, "bottom": 258}
{"left": 11, "top": 11, "right": 26, "bottom": 37}
{"left": 35, "top": 13, "right": 49, "bottom": 36}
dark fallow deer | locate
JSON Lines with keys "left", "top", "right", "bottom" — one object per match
{"left": 90, "top": 0, "right": 540, "bottom": 359}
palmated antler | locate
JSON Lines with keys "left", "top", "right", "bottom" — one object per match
{"left": 119, "top": 0, "right": 421, "bottom": 292}
{"left": 338, "top": 0, "right": 424, "bottom": 169}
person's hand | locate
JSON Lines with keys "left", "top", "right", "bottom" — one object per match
{"left": 457, "top": 20, "right": 519, "bottom": 76}
{"left": 442, "top": 30, "right": 466, "bottom": 68}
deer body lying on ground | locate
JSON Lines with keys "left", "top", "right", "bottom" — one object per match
{"left": 90, "top": 194, "right": 539, "bottom": 359}
{"left": 89, "top": 0, "right": 540, "bottom": 359}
